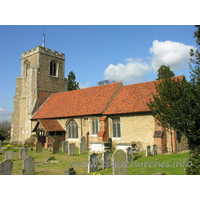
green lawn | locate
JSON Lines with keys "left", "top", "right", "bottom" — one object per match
{"left": 0, "top": 148, "right": 190, "bottom": 175}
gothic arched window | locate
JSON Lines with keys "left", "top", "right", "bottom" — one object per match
{"left": 112, "top": 118, "right": 121, "bottom": 138}
{"left": 67, "top": 120, "right": 78, "bottom": 139}
{"left": 50, "top": 61, "right": 57, "bottom": 76}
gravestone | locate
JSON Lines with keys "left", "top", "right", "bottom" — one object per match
{"left": 146, "top": 145, "right": 151, "bottom": 157}
{"left": 5, "top": 150, "right": 14, "bottom": 160}
{"left": 0, "top": 140, "right": 4, "bottom": 154}
{"left": 126, "top": 147, "right": 133, "bottom": 162}
{"left": 46, "top": 156, "right": 55, "bottom": 162}
{"left": 88, "top": 153, "right": 99, "bottom": 173}
{"left": 68, "top": 143, "right": 76, "bottom": 156}
{"left": 36, "top": 142, "right": 42, "bottom": 153}
{"left": 22, "top": 156, "right": 35, "bottom": 175}
{"left": 112, "top": 149, "right": 127, "bottom": 175}
{"left": 19, "top": 147, "right": 28, "bottom": 159}
{"left": 62, "top": 141, "right": 68, "bottom": 153}
{"left": 132, "top": 143, "right": 137, "bottom": 153}
{"left": 81, "top": 136, "right": 86, "bottom": 145}
{"left": 63, "top": 168, "right": 76, "bottom": 175}
{"left": 0, "top": 159, "right": 13, "bottom": 175}
{"left": 107, "top": 138, "right": 112, "bottom": 150}
{"left": 81, "top": 136, "right": 86, "bottom": 151}
{"left": 79, "top": 143, "right": 85, "bottom": 154}
{"left": 102, "top": 150, "right": 110, "bottom": 169}
{"left": 152, "top": 144, "right": 157, "bottom": 156}
{"left": 52, "top": 140, "right": 59, "bottom": 154}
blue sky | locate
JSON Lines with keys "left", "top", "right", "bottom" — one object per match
{"left": 0, "top": 25, "right": 197, "bottom": 121}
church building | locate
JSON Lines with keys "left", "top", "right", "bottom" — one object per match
{"left": 11, "top": 44, "right": 188, "bottom": 154}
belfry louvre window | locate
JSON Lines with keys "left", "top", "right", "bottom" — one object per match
{"left": 50, "top": 61, "right": 57, "bottom": 76}
{"left": 92, "top": 119, "right": 98, "bottom": 135}
{"left": 112, "top": 118, "right": 121, "bottom": 138}
{"left": 67, "top": 120, "right": 78, "bottom": 139}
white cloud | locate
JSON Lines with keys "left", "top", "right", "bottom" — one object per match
{"left": 0, "top": 108, "right": 12, "bottom": 122}
{"left": 149, "top": 40, "right": 194, "bottom": 72}
{"left": 104, "top": 58, "right": 151, "bottom": 84}
{"left": 79, "top": 82, "right": 90, "bottom": 89}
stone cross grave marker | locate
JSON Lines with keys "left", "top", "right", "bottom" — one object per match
{"left": 36, "top": 142, "right": 42, "bottom": 153}
{"left": 19, "top": 147, "right": 28, "bottom": 159}
{"left": 52, "top": 140, "right": 59, "bottom": 154}
{"left": 102, "top": 150, "right": 110, "bottom": 169}
{"left": 88, "top": 153, "right": 99, "bottom": 173}
{"left": 107, "top": 138, "right": 112, "bottom": 150}
{"left": 5, "top": 150, "right": 14, "bottom": 160}
{"left": 112, "top": 149, "right": 127, "bottom": 175}
{"left": 79, "top": 143, "right": 85, "bottom": 154}
{"left": 146, "top": 145, "right": 151, "bottom": 157}
{"left": 22, "top": 156, "right": 35, "bottom": 175}
{"left": 68, "top": 143, "right": 76, "bottom": 156}
{"left": 126, "top": 147, "right": 133, "bottom": 162}
{"left": 0, "top": 159, "right": 13, "bottom": 175}
{"left": 62, "top": 141, "right": 68, "bottom": 153}
{"left": 152, "top": 144, "right": 157, "bottom": 156}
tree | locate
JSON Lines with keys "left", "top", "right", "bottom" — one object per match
{"left": 97, "top": 80, "right": 116, "bottom": 85}
{"left": 156, "top": 65, "right": 175, "bottom": 80}
{"left": 67, "top": 71, "right": 80, "bottom": 91}
{"left": 147, "top": 25, "right": 200, "bottom": 174}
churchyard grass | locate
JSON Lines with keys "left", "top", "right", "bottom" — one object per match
{"left": 0, "top": 148, "right": 190, "bottom": 175}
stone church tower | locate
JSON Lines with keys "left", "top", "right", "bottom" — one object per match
{"left": 11, "top": 45, "right": 68, "bottom": 144}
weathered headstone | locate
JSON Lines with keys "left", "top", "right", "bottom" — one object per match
{"left": 126, "top": 147, "right": 133, "bottom": 162}
{"left": 107, "top": 138, "right": 112, "bottom": 150}
{"left": 22, "top": 156, "right": 35, "bottom": 175}
{"left": 79, "top": 143, "right": 85, "bottom": 154}
{"left": 63, "top": 168, "right": 76, "bottom": 175}
{"left": 68, "top": 143, "right": 76, "bottom": 156}
{"left": 102, "top": 150, "right": 110, "bottom": 169}
{"left": 112, "top": 149, "right": 127, "bottom": 175}
{"left": 88, "top": 153, "right": 99, "bottom": 173}
{"left": 46, "top": 156, "right": 55, "bottom": 162}
{"left": 19, "top": 147, "right": 28, "bottom": 159}
{"left": 0, "top": 140, "right": 3, "bottom": 154}
{"left": 5, "top": 150, "right": 14, "bottom": 160}
{"left": 36, "top": 142, "right": 42, "bottom": 153}
{"left": 146, "top": 145, "right": 151, "bottom": 157}
{"left": 0, "top": 159, "right": 13, "bottom": 175}
{"left": 52, "top": 140, "right": 59, "bottom": 154}
{"left": 62, "top": 141, "right": 68, "bottom": 153}
{"left": 81, "top": 136, "right": 86, "bottom": 144}
{"left": 81, "top": 136, "right": 86, "bottom": 151}
{"left": 132, "top": 143, "right": 137, "bottom": 153}
{"left": 152, "top": 144, "right": 157, "bottom": 156}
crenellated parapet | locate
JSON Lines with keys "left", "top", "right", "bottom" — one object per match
{"left": 21, "top": 46, "right": 65, "bottom": 60}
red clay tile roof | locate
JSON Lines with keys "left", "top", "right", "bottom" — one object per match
{"left": 103, "top": 75, "right": 184, "bottom": 115}
{"left": 103, "top": 81, "right": 156, "bottom": 115}
{"left": 39, "top": 119, "right": 65, "bottom": 132}
{"left": 32, "top": 82, "right": 122, "bottom": 119}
